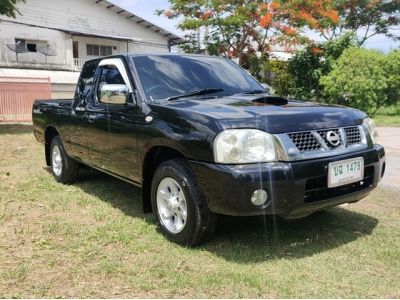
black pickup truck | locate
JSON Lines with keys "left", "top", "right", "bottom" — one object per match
{"left": 33, "top": 54, "right": 386, "bottom": 246}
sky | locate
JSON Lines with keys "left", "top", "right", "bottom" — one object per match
{"left": 112, "top": 0, "right": 400, "bottom": 53}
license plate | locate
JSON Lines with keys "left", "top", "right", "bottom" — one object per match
{"left": 328, "top": 157, "right": 364, "bottom": 188}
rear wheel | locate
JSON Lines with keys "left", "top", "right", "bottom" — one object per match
{"left": 151, "top": 159, "right": 217, "bottom": 246}
{"left": 50, "top": 136, "right": 79, "bottom": 184}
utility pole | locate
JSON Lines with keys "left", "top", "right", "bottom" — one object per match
{"left": 196, "top": 27, "right": 201, "bottom": 53}
{"left": 204, "top": 1, "right": 209, "bottom": 55}
{"left": 204, "top": 24, "right": 209, "bottom": 55}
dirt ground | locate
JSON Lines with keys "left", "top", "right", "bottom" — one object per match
{"left": 376, "top": 127, "right": 400, "bottom": 190}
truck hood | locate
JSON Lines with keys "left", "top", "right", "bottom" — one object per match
{"left": 156, "top": 94, "right": 366, "bottom": 134}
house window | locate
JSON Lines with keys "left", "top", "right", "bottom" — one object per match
{"left": 87, "top": 44, "right": 112, "bottom": 56}
{"left": 27, "top": 43, "right": 37, "bottom": 52}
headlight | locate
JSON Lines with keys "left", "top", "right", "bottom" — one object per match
{"left": 363, "top": 117, "right": 377, "bottom": 143}
{"left": 214, "top": 129, "right": 277, "bottom": 163}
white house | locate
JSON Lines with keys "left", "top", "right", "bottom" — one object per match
{"left": 0, "top": 0, "right": 184, "bottom": 98}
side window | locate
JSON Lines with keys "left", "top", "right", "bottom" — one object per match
{"left": 76, "top": 60, "right": 99, "bottom": 102}
{"left": 97, "top": 65, "right": 128, "bottom": 105}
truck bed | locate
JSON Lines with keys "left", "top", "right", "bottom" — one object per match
{"left": 32, "top": 99, "right": 74, "bottom": 144}
{"left": 34, "top": 99, "right": 74, "bottom": 108}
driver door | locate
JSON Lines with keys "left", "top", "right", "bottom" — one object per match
{"left": 85, "top": 59, "right": 141, "bottom": 181}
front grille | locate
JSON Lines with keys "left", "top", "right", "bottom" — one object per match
{"left": 288, "top": 132, "right": 321, "bottom": 152}
{"left": 304, "top": 166, "right": 374, "bottom": 203}
{"left": 344, "top": 126, "right": 362, "bottom": 145}
{"left": 288, "top": 126, "right": 362, "bottom": 152}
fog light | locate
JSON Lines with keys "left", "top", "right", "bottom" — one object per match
{"left": 251, "top": 190, "right": 268, "bottom": 206}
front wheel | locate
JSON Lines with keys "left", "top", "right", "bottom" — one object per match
{"left": 151, "top": 159, "right": 217, "bottom": 246}
{"left": 50, "top": 136, "right": 79, "bottom": 184}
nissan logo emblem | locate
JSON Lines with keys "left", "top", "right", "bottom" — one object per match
{"left": 326, "top": 131, "right": 341, "bottom": 147}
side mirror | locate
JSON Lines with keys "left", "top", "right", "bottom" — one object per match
{"left": 99, "top": 84, "right": 129, "bottom": 105}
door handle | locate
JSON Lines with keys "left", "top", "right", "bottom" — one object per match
{"left": 88, "top": 114, "right": 97, "bottom": 123}
{"left": 75, "top": 106, "right": 85, "bottom": 112}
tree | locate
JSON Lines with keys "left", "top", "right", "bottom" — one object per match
{"left": 320, "top": 47, "right": 387, "bottom": 115}
{"left": 384, "top": 50, "right": 400, "bottom": 106}
{"left": 261, "top": 59, "right": 295, "bottom": 97}
{"left": 0, "top": 0, "right": 24, "bottom": 18}
{"left": 158, "top": 0, "right": 339, "bottom": 66}
{"left": 287, "top": 32, "right": 357, "bottom": 99}
{"left": 319, "top": 0, "right": 400, "bottom": 45}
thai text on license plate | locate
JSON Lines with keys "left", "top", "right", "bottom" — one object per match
{"left": 328, "top": 157, "right": 364, "bottom": 188}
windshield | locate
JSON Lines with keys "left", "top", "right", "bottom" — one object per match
{"left": 131, "top": 55, "right": 265, "bottom": 101}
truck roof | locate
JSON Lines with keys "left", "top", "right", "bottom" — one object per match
{"left": 84, "top": 53, "right": 227, "bottom": 64}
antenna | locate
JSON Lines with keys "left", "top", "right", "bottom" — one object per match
{"left": 37, "top": 45, "right": 57, "bottom": 63}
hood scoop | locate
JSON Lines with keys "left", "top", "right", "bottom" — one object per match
{"left": 252, "top": 96, "right": 288, "bottom": 106}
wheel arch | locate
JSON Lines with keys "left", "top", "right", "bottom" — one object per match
{"left": 142, "top": 145, "right": 185, "bottom": 213}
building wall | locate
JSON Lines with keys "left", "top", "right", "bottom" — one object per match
{"left": 1, "top": 0, "right": 171, "bottom": 47}
{"left": 0, "top": 22, "right": 72, "bottom": 65}
{"left": 71, "top": 35, "right": 127, "bottom": 66}
{"left": 50, "top": 83, "right": 76, "bottom": 99}
{"left": 0, "top": 0, "right": 171, "bottom": 67}
{"left": 0, "top": 0, "right": 175, "bottom": 121}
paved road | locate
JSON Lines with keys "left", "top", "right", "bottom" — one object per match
{"left": 376, "top": 127, "right": 400, "bottom": 190}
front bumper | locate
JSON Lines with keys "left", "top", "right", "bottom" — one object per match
{"left": 189, "top": 145, "right": 385, "bottom": 219}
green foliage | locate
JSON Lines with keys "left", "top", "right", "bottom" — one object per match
{"left": 159, "top": 0, "right": 340, "bottom": 66}
{"left": 384, "top": 50, "right": 400, "bottom": 106}
{"left": 320, "top": 48, "right": 387, "bottom": 115}
{"left": 261, "top": 59, "right": 295, "bottom": 97}
{"left": 375, "top": 105, "right": 400, "bottom": 116}
{"left": 0, "top": 0, "right": 24, "bottom": 18}
{"left": 178, "top": 32, "right": 201, "bottom": 54}
{"left": 288, "top": 33, "right": 357, "bottom": 100}
{"left": 287, "top": 46, "right": 324, "bottom": 99}
{"left": 158, "top": 0, "right": 265, "bottom": 65}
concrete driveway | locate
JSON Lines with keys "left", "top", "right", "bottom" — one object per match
{"left": 376, "top": 127, "right": 400, "bottom": 190}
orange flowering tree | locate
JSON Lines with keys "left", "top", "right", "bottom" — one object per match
{"left": 158, "top": 0, "right": 339, "bottom": 66}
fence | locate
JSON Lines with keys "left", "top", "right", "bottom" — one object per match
{"left": 0, "top": 77, "right": 51, "bottom": 122}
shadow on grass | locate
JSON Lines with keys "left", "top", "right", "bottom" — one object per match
{"left": 73, "top": 168, "right": 378, "bottom": 263}
{"left": 75, "top": 168, "right": 145, "bottom": 219}
{"left": 204, "top": 210, "right": 378, "bottom": 262}
{"left": 0, "top": 124, "right": 33, "bottom": 135}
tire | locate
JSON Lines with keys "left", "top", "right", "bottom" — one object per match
{"left": 151, "top": 159, "right": 217, "bottom": 246}
{"left": 50, "top": 135, "right": 79, "bottom": 184}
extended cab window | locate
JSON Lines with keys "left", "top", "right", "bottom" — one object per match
{"left": 76, "top": 59, "right": 99, "bottom": 102}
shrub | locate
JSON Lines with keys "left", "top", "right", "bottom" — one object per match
{"left": 375, "top": 105, "right": 400, "bottom": 116}
{"left": 320, "top": 48, "right": 387, "bottom": 115}
{"left": 384, "top": 50, "right": 400, "bottom": 106}
{"left": 287, "top": 33, "right": 357, "bottom": 100}
{"left": 261, "top": 60, "right": 295, "bottom": 97}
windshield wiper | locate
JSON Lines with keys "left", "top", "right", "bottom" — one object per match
{"left": 166, "top": 88, "right": 224, "bottom": 101}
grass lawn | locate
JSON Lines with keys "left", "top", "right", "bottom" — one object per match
{"left": 1, "top": 124, "right": 399, "bottom": 298}
{"left": 375, "top": 114, "right": 400, "bottom": 127}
